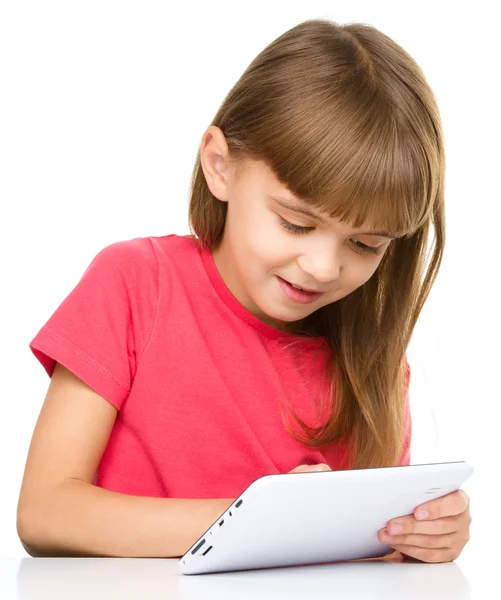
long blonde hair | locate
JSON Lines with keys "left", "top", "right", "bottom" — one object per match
{"left": 188, "top": 19, "right": 445, "bottom": 469}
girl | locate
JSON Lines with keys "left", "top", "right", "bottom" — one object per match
{"left": 17, "top": 19, "right": 471, "bottom": 563}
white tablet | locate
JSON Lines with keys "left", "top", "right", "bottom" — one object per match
{"left": 179, "top": 461, "right": 473, "bottom": 575}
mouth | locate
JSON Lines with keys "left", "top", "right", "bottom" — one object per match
{"left": 279, "top": 277, "right": 326, "bottom": 293}
{"left": 277, "top": 276, "right": 327, "bottom": 304}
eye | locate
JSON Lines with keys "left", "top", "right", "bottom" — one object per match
{"left": 278, "top": 216, "right": 384, "bottom": 256}
{"left": 278, "top": 216, "right": 313, "bottom": 235}
{"left": 350, "top": 239, "right": 383, "bottom": 255}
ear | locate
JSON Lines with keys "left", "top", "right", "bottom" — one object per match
{"left": 199, "top": 126, "right": 234, "bottom": 203}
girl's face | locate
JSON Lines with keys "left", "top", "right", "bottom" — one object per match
{"left": 201, "top": 127, "right": 400, "bottom": 332}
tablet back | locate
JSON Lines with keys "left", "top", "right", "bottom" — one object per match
{"left": 180, "top": 461, "right": 473, "bottom": 575}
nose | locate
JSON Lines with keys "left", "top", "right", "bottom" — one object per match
{"left": 297, "top": 250, "right": 341, "bottom": 284}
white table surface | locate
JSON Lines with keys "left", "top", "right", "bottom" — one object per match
{"left": 0, "top": 545, "right": 493, "bottom": 599}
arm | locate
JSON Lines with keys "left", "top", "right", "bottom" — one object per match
{"left": 17, "top": 362, "right": 234, "bottom": 558}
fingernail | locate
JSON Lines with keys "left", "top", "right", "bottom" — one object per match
{"left": 415, "top": 509, "right": 429, "bottom": 520}
{"left": 389, "top": 523, "right": 404, "bottom": 534}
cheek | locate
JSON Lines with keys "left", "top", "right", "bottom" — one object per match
{"left": 340, "top": 260, "right": 379, "bottom": 293}
{"left": 246, "top": 223, "right": 288, "bottom": 266}
{"left": 233, "top": 231, "right": 278, "bottom": 283}
{"left": 362, "top": 260, "right": 381, "bottom": 279}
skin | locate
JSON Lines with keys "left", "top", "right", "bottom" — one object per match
{"left": 199, "top": 126, "right": 472, "bottom": 563}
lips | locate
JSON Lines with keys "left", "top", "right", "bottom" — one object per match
{"left": 277, "top": 276, "right": 326, "bottom": 304}
{"left": 280, "top": 278, "right": 325, "bottom": 293}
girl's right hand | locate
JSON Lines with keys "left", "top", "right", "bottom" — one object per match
{"left": 288, "top": 463, "right": 332, "bottom": 473}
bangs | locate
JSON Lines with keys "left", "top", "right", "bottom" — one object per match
{"left": 261, "top": 86, "right": 439, "bottom": 238}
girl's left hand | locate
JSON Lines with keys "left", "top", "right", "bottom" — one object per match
{"left": 377, "top": 489, "right": 471, "bottom": 563}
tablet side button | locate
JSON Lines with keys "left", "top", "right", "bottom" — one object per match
{"left": 236, "top": 499, "right": 243, "bottom": 508}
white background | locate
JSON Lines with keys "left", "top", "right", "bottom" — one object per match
{"left": 0, "top": 0, "right": 498, "bottom": 564}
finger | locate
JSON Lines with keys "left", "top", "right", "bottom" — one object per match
{"left": 388, "top": 543, "right": 456, "bottom": 564}
{"left": 378, "top": 530, "right": 458, "bottom": 549}
{"left": 413, "top": 489, "right": 469, "bottom": 520}
{"left": 384, "top": 513, "right": 462, "bottom": 536}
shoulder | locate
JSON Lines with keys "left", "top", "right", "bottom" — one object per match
{"left": 99, "top": 233, "right": 198, "bottom": 269}
{"left": 83, "top": 236, "right": 164, "bottom": 292}
{"left": 81, "top": 234, "right": 201, "bottom": 306}
{"left": 91, "top": 236, "right": 157, "bottom": 272}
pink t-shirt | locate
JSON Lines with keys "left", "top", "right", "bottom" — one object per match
{"left": 29, "top": 234, "right": 411, "bottom": 499}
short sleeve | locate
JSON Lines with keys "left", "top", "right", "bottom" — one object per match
{"left": 399, "top": 354, "right": 412, "bottom": 465}
{"left": 29, "top": 238, "right": 158, "bottom": 410}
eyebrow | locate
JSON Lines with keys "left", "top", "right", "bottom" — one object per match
{"left": 271, "top": 196, "right": 401, "bottom": 239}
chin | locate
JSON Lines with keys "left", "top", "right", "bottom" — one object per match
{"left": 262, "top": 307, "right": 310, "bottom": 331}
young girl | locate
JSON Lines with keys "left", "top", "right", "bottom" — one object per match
{"left": 17, "top": 19, "right": 471, "bottom": 563}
